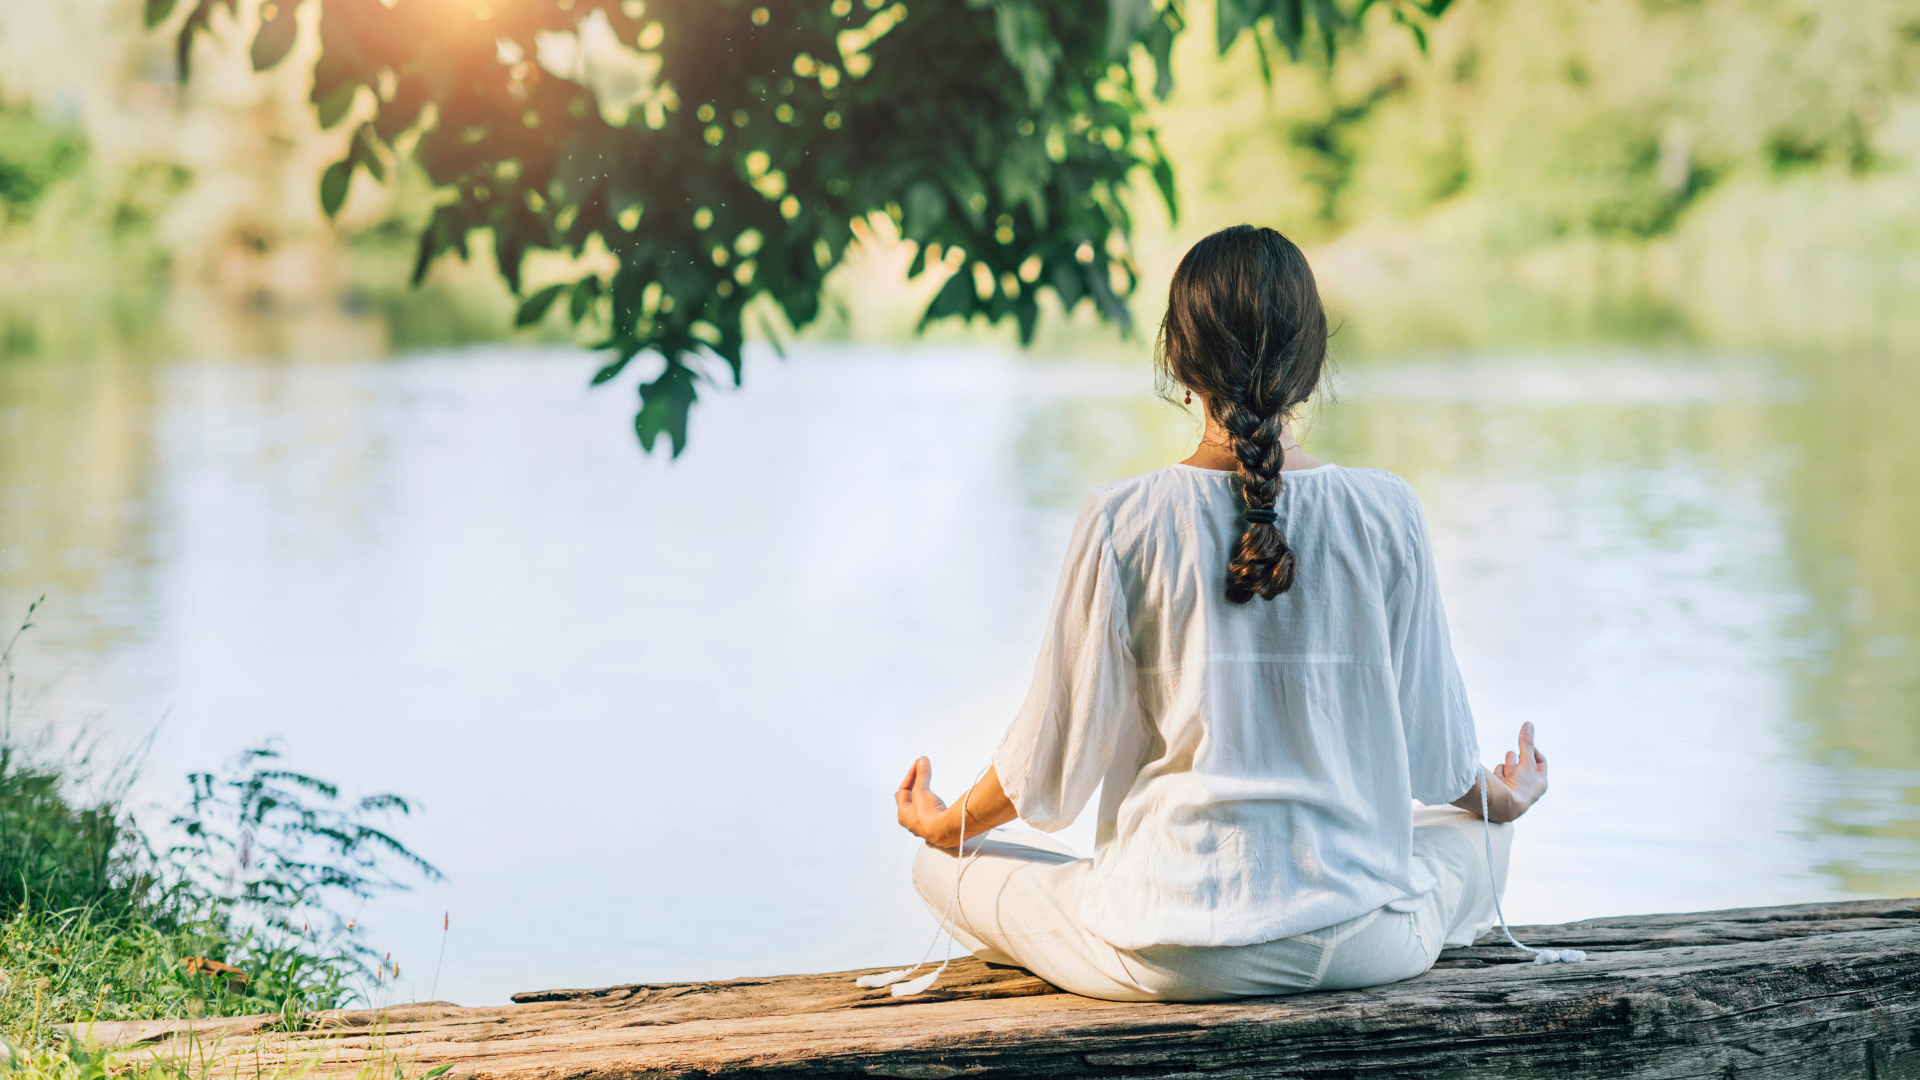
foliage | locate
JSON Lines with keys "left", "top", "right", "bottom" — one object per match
{"left": 151, "top": 0, "right": 1451, "bottom": 454}
{"left": 0, "top": 737, "right": 439, "bottom": 1020}
{"left": 170, "top": 745, "right": 443, "bottom": 952}
{"left": 0, "top": 99, "right": 87, "bottom": 222}
{"left": 0, "top": 604, "right": 439, "bottom": 1052}
{"left": 0, "top": 908, "right": 357, "bottom": 1049}
{"left": 0, "top": 744, "right": 153, "bottom": 923}
{"left": 1184, "top": 0, "right": 1920, "bottom": 257}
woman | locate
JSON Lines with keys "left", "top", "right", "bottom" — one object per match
{"left": 891, "top": 225, "right": 1551, "bottom": 1002}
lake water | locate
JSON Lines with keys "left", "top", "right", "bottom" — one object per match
{"left": 3, "top": 305, "right": 1916, "bottom": 1006}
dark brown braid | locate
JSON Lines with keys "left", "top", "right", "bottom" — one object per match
{"left": 1154, "top": 226, "right": 1328, "bottom": 604}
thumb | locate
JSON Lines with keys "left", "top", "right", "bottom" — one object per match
{"left": 913, "top": 757, "right": 933, "bottom": 793}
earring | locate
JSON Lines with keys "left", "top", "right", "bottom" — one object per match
{"left": 1184, "top": 390, "right": 1192, "bottom": 405}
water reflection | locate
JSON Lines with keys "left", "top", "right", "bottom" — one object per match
{"left": 1, "top": 297, "right": 1915, "bottom": 1005}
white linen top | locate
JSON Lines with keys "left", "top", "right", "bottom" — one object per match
{"left": 991, "top": 462, "right": 1481, "bottom": 950}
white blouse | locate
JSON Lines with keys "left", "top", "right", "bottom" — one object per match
{"left": 992, "top": 463, "right": 1481, "bottom": 950}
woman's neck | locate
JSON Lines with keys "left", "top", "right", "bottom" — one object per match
{"left": 1180, "top": 410, "right": 1327, "bottom": 473}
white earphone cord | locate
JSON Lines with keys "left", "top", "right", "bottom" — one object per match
{"left": 1480, "top": 769, "right": 1584, "bottom": 965}
{"left": 855, "top": 766, "right": 991, "bottom": 996}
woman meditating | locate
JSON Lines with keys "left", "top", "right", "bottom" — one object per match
{"left": 890, "top": 224, "right": 1552, "bottom": 1002}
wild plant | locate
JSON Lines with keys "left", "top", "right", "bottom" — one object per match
{"left": 0, "top": 599, "right": 442, "bottom": 1066}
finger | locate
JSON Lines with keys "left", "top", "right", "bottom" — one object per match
{"left": 1506, "top": 750, "right": 1518, "bottom": 773}
{"left": 1518, "top": 721, "right": 1534, "bottom": 759}
{"left": 912, "top": 757, "right": 933, "bottom": 793}
{"left": 899, "top": 762, "right": 919, "bottom": 794}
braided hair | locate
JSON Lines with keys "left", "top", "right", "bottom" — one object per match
{"left": 1155, "top": 226, "right": 1328, "bottom": 604}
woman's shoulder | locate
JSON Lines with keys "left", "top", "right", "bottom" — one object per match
{"left": 1312, "top": 468, "right": 1435, "bottom": 559}
{"left": 1321, "top": 465, "right": 1420, "bottom": 504}
{"left": 1319, "top": 465, "right": 1427, "bottom": 528}
{"left": 1062, "top": 467, "right": 1212, "bottom": 549}
{"left": 1080, "top": 464, "right": 1217, "bottom": 515}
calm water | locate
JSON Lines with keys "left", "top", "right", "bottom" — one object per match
{"left": 2, "top": 304, "right": 1916, "bottom": 1005}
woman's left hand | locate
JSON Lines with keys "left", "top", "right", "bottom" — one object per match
{"left": 895, "top": 757, "right": 949, "bottom": 843}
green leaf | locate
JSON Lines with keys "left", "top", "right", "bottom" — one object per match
{"left": 993, "top": 2, "right": 1058, "bottom": 107}
{"left": 515, "top": 284, "right": 567, "bottom": 327}
{"left": 174, "top": 0, "right": 219, "bottom": 82}
{"left": 1147, "top": 130, "right": 1179, "bottom": 221}
{"left": 1251, "top": 29, "right": 1274, "bottom": 86}
{"left": 421, "top": 1064, "right": 456, "bottom": 1080}
{"left": 1049, "top": 260, "right": 1087, "bottom": 311}
{"left": 412, "top": 205, "right": 463, "bottom": 286}
{"left": 318, "top": 159, "right": 352, "bottom": 218}
{"left": 144, "top": 0, "right": 178, "bottom": 27}
{"left": 1143, "top": 17, "right": 1177, "bottom": 99}
{"left": 1086, "top": 258, "right": 1133, "bottom": 329}
{"left": 1104, "top": 0, "right": 1156, "bottom": 59}
{"left": 589, "top": 352, "right": 633, "bottom": 386}
{"left": 919, "top": 269, "right": 977, "bottom": 329}
{"left": 569, "top": 276, "right": 602, "bottom": 324}
{"left": 349, "top": 124, "right": 386, "bottom": 181}
{"left": 495, "top": 229, "right": 527, "bottom": 295}
{"left": 1215, "top": 0, "right": 1258, "bottom": 53}
{"left": 1273, "top": 0, "right": 1305, "bottom": 60}
{"left": 250, "top": 0, "right": 299, "bottom": 70}
{"left": 372, "top": 76, "right": 426, "bottom": 143}
{"left": 1014, "top": 293, "right": 1039, "bottom": 344}
{"left": 1150, "top": 158, "right": 1178, "bottom": 222}
{"left": 1310, "top": 0, "right": 1342, "bottom": 63}
{"left": 316, "top": 84, "right": 358, "bottom": 130}
{"left": 609, "top": 269, "right": 650, "bottom": 333}
{"left": 634, "top": 362, "right": 699, "bottom": 456}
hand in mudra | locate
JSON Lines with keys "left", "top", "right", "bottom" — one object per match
{"left": 1450, "top": 722, "right": 1550, "bottom": 823}
{"left": 894, "top": 759, "right": 1016, "bottom": 848}
{"left": 895, "top": 757, "right": 948, "bottom": 843}
{"left": 1498, "top": 721, "right": 1549, "bottom": 803}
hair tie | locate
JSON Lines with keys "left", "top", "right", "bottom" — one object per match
{"left": 1244, "top": 509, "right": 1278, "bottom": 525}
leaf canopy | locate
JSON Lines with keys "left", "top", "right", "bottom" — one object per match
{"left": 161, "top": 0, "right": 1446, "bottom": 454}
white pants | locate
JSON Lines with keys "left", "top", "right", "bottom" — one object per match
{"left": 912, "top": 804, "right": 1512, "bottom": 1002}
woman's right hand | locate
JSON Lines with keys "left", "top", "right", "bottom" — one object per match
{"left": 895, "top": 760, "right": 1019, "bottom": 848}
{"left": 895, "top": 757, "right": 952, "bottom": 844}
{"left": 1454, "top": 722, "right": 1549, "bottom": 823}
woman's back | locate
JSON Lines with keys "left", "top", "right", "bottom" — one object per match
{"left": 992, "top": 461, "right": 1480, "bottom": 950}
{"left": 888, "top": 225, "right": 1547, "bottom": 1003}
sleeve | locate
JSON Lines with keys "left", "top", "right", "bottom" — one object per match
{"left": 990, "top": 492, "right": 1137, "bottom": 833}
{"left": 1384, "top": 484, "right": 1482, "bottom": 806}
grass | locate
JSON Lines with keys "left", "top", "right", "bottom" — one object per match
{"left": 0, "top": 601, "right": 445, "bottom": 1079}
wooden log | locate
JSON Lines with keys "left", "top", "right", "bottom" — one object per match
{"left": 74, "top": 898, "right": 1920, "bottom": 1080}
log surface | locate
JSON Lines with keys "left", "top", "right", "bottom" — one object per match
{"left": 78, "top": 898, "right": 1920, "bottom": 1080}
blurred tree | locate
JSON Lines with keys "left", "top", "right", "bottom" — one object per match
{"left": 0, "top": 98, "right": 88, "bottom": 223}
{"left": 150, "top": 0, "right": 1448, "bottom": 453}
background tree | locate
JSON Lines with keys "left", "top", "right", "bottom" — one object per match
{"left": 152, "top": 0, "right": 1451, "bottom": 454}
